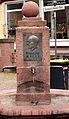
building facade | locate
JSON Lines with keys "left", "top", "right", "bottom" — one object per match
{"left": 0, "top": 0, "right": 69, "bottom": 59}
{"left": 0, "top": 3, "right": 6, "bottom": 39}
{"left": 43, "top": 0, "right": 69, "bottom": 59}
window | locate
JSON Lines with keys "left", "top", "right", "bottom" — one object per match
{"left": 44, "top": 8, "right": 68, "bottom": 39}
{"left": 7, "top": 3, "right": 23, "bottom": 39}
{"left": 7, "top": 3, "right": 23, "bottom": 10}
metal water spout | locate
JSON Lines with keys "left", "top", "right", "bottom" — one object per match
{"left": 31, "top": 66, "right": 36, "bottom": 74}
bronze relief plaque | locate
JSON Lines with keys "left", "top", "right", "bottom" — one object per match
{"left": 23, "top": 33, "right": 42, "bottom": 61}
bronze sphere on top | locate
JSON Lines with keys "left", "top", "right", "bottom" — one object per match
{"left": 22, "top": 1, "right": 39, "bottom": 17}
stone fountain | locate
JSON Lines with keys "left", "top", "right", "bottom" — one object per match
{"left": 0, "top": 1, "right": 69, "bottom": 119}
{"left": 16, "top": 1, "right": 51, "bottom": 106}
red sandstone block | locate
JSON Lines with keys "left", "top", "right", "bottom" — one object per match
{"left": 7, "top": 108, "right": 14, "bottom": 116}
{"left": 31, "top": 110, "right": 39, "bottom": 115}
{"left": 0, "top": 40, "right": 15, "bottom": 69}
{"left": 16, "top": 17, "right": 50, "bottom": 105}
{"left": 21, "top": 109, "right": 32, "bottom": 116}
{"left": 18, "top": 20, "right": 46, "bottom": 27}
{"left": 16, "top": 93, "right": 51, "bottom": 106}
{"left": 16, "top": 27, "right": 50, "bottom": 67}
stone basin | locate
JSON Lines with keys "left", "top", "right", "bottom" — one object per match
{"left": 1, "top": 89, "right": 69, "bottom": 105}
{"left": 0, "top": 89, "right": 69, "bottom": 118}
{"left": 0, "top": 72, "right": 69, "bottom": 118}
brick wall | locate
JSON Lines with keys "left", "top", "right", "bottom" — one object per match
{"left": 0, "top": 39, "right": 16, "bottom": 69}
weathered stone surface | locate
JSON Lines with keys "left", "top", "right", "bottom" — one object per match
{"left": 0, "top": 103, "right": 69, "bottom": 117}
{"left": 18, "top": 18, "right": 47, "bottom": 27}
{"left": 0, "top": 39, "right": 15, "bottom": 69}
{"left": 22, "top": 1, "right": 39, "bottom": 17}
{"left": 0, "top": 89, "right": 69, "bottom": 117}
{"left": 16, "top": 16, "right": 51, "bottom": 105}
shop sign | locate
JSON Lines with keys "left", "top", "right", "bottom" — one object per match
{"left": 43, "top": 5, "right": 65, "bottom": 12}
{"left": 44, "top": 0, "right": 67, "bottom": 6}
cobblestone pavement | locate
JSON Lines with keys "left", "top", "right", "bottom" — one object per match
{"left": 0, "top": 72, "right": 17, "bottom": 91}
